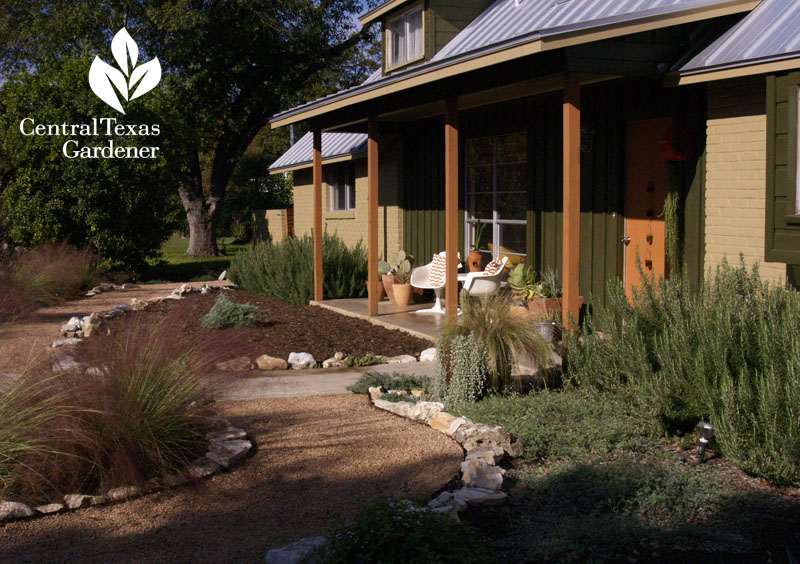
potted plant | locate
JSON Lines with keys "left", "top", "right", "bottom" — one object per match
{"left": 508, "top": 265, "right": 581, "bottom": 322}
{"left": 379, "top": 258, "right": 395, "bottom": 303}
{"left": 369, "top": 260, "right": 389, "bottom": 302}
{"left": 467, "top": 221, "right": 487, "bottom": 272}
{"left": 386, "top": 250, "right": 415, "bottom": 306}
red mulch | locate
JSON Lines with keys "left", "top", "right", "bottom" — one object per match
{"left": 99, "top": 290, "right": 432, "bottom": 367}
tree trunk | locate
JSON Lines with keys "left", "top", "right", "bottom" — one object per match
{"left": 178, "top": 153, "right": 223, "bottom": 257}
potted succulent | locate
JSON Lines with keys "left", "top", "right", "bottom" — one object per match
{"left": 369, "top": 260, "right": 389, "bottom": 301}
{"left": 386, "top": 250, "right": 415, "bottom": 306}
{"left": 467, "top": 221, "right": 487, "bottom": 272}
{"left": 508, "top": 265, "right": 581, "bottom": 322}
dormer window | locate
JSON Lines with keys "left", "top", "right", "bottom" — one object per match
{"left": 386, "top": 5, "right": 423, "bottom": 70}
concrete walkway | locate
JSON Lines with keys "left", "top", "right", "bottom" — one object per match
{"left": 215, "top": 361, "right": 436, "bottom": 401}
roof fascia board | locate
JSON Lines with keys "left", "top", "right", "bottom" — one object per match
{"left": 271, "top": 0, "right": 758, "bottom": 129}
{"left": 269, "top": 152, "right": 365, "bottom": 175}
{"left": 675, "top": 55, "right": 800, "bottom": 85}
{"left": 359, "top": 0, "right": 413, "bottom": 26}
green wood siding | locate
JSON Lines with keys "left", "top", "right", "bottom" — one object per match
{"left": 766, "top": 73, "right": 800, "bottom": 264}
{"left": 401, "top": 79, "right": 706, "bottom": 305}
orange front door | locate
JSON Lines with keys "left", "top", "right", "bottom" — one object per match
{"left": 624, "top": 118, "right": 670, "bottom": 300}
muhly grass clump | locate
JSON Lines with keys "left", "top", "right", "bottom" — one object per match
{"left": 201, "top": 293, "right": 264, "bottom": 329}
{"left": 567, "top": 258, "right": 800, "bottom": 486}
{"left": 0, "top": 242, "right": 99, "bottom": 322}
{"left": 437, "top": 292, "right": 551, "bottom": 397}
{"left": 0, "top": 316, "right": 211, "bottom": 504}
{"left": 228, "top": 232, "right": 367, "bottom": 305}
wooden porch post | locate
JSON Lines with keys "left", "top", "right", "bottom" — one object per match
{"left": 313, "top": 129, "right": 323, "bottom": 302}
{"left": 562, "top": 73, "right": 581, "bottom": 329}
{"left": 445, "top": 97, "right": 459, "bottom": 324}
{"left": 367, "top": 117, "right": 379, "bottom": 317}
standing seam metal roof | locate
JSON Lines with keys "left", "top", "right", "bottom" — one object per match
{"left": 269, "top": 131, "right": 368, "bottom": 171}
{"left": 680, "top": 0, "right": 800, "bottom": 74}
{"left": 271, "top": 0, "right": 753, "bottom": 124}
{"left": 433, "top": 0, "right": 751, "bottom": 62}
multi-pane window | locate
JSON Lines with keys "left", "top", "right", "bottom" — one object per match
{"left": 328, "top": 163, "right": 356, "bottom": 211}
{"left": 465, "top": 132, "right": 528, "bottom": 264}
{"left": 386, "top": 5, "right": 423, "bottom": 69}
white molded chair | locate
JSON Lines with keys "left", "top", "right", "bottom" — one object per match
{"left": 461, "top": 256, "right": 509, "bottom": 298}
{"left": 410, "top": 251, "right": 460, "bottom": 314}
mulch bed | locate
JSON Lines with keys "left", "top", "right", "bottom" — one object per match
{"left": 102, "top": 290, "right": 432, "bottom": 367}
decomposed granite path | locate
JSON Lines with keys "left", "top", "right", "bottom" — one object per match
{"left": 0, "top": 394, "right": 464, "bottom": 564}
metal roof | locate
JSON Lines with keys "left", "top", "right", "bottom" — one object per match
{"left": 268, "top": 131, "right": 367, "bottom": 172}
{"left": 680, "top": 0, "right": 800, "bottom": 76}
{"left": 433, "top": 0, "right": 750, "bottom": 63}
{"left": 271, "top": 0, "right": 756, "bottom": 126}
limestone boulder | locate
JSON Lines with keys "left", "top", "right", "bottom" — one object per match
{"left": 288, "top": 352, "right": 316, "bottom": 370}
{"left": 428, "top": 411, "right": 456, "bottom": 434}
{"left": 265, "top": 536, "right": 327, "bottom": 564}
{"left": 206, "top": 439, "right": 252, "bottom": 469}
{"left": 460, "top": 460, "right": 505, "bottom": 490}
{"left": 256, "top": 355, "right": 288, "bottom": 371}
{"left": 206, "top": 426, "right": 247, "bottom": 442}
{"left": 34, "top": 503, "right": 64, "bottom": 515}
{"left": 386, "top": 354, "right": 417, "bottom": 364}
{"left": 453, "top": 487, "right": 507, "bottom": 507}
{"left": 215, "top": 356, "right": 255, "bottom": 372}
{"left": 107, "top": 485, "right": 142, "bottom": 502}
{"left": 419, "top": 347, "right": 437, "bottom": 362}
{"left": 0, "top": 501, "right": 34, "bottom": 522}
{"left": 60, "top": 317, "right": 82, "bottom": 333}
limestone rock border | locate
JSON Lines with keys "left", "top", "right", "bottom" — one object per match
{"left": 265, "top": 388, "right": 525, "bottom": 563}
{"left": 0, "top": 417, "right": 255, "bottom": 524}
{"left": 367, "top": 386, "right": 524, "bottom": 519}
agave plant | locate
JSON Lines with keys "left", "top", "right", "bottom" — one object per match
{"left": 508, "top": 264, "right": 561, "bottom": 303}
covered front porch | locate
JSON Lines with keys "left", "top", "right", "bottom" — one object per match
{"left": 310, "top": 298, "right": 445, "bottom": 340}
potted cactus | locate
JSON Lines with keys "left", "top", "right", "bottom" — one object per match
{"left": 468, "top": 221, "right": 487, "bottom": 272}
{"left": 386, "top": 250, "right": 415, "bottom": 306}
{"left": 379, "top": 258, "right": 395, "bottom": 303}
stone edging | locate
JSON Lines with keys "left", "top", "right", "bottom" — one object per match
{"left": 367, "top": 386, "right": 523, "bottom": 519}
{"left": 265, "top": 390, "right": 524, "bottom": 564}
{"left": 0, "top": 417, "right": 255, "bottom": 524}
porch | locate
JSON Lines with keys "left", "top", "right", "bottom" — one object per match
{"left": 310, "top": 298, "right": 444, "bottom": 341}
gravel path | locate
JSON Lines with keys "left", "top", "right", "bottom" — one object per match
{"left": 0, "top": 281, "right": 231, "bottom": 373}
{"left": 0, "top": 395, "right": 464, "bottom": 564}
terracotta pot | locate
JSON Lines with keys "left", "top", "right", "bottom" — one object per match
{"left": 382, "top": 274, "right": 396, "bottom": 303}
{"left": 366, "top": 280, "right": 386, "bottom": 301}
{"left": 527, "top": 296, "right": 584, "bottom": 321}
{"left": 510, "top": 305, "right": 531, "bottom": 322}
{"left": 393, "top": 283, "right": 413, "bottom": 307}
{"left": 467, "top": 249, "right": 483, "bottom": 272}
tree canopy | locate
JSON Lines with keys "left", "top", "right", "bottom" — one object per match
{"left": 0, "top": 0, "right": 380, "bottom": 260}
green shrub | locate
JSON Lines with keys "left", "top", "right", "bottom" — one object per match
{"left": 567, "top": 258, "right": 800, "bottom": 485}
{"left": 201, "top": 293, "right": 264, "bottom": 329}
{"left": 228, "top": 232, "right": 367, "bottom": 305}
{"left": 347, "top": 372, "right": 430, "bottom": 395}
{"left": 379, "top": 392, "right": 420, "bottom": 403}
{"left": 431, "top": 333, "right": 490, "bottom": 404}
{"left": 314, "top": 498, "right": 496, "bottom": 564}
{"left": 342, "top": 352, "right": 384, "bottom": 368}
{"left": 440, "top": 292, "right": 551, "bottom": 392}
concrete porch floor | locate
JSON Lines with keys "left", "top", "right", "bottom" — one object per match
{"left": 310, "top": 298, "right": 448, "bottom": 341}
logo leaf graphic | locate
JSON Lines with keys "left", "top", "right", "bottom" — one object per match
{"left": 89, "top": 57, "right": 128, "bottom": 114}
{"left": 128, "top": 58, "right": 161, "bottom": 100}
{"left": 111, "top": 28, "right": 138, "bottom": 76}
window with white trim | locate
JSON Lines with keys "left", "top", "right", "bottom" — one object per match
{"left": 465, "top": 132, "right": 528, "bottom": 264}
{"left": 328, "top": 163, "right": 356, "bottom": 211}
{"left": 386, "top": 5, "right": 423, "bottom": 69}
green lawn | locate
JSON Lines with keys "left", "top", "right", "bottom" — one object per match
{"left": 141, "top": 235, "right": 249, "bottom": 282}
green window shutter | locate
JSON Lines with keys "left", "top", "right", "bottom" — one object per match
{"left": 765, "top": 72, "right": 800, "bottom": 264}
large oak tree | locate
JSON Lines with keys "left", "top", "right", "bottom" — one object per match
{"left": 0, "top": 1, "right": 378, "bottom": 256}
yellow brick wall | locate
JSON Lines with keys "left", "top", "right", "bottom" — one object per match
{"left": 291, "top": 134, "right": 404, "bottom": 260}
{"left": 705, "top": 76, "right": 786, "bottom": 284}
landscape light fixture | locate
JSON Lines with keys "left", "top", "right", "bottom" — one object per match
{"left": 696, "top": 422, "right": 714, "bottom": 460}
